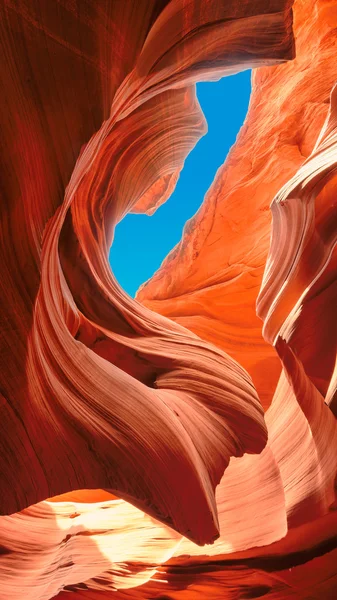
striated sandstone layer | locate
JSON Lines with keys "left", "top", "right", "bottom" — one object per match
{"left": 0, "top": 0, "right": 337, "bottom": 599}
{"left": 138, "top": 0, "right": 337, "bottom": 412}
{"left": 0, "top": 0, "right": 294, "bottom": 536}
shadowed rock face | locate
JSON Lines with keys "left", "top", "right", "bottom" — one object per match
{"left": 0, "top": 0, "right": 336, "bottom": 599}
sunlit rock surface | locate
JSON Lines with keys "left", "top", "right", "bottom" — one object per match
{"left": 0, "top": 0, "right": 336, "bottom": 598}
{"left": 138, "top": 0, "right": 337, "bottom": 412}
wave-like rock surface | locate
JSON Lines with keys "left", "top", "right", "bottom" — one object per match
{"left": 0, "top": 0, "right": 336, "bottom": 598}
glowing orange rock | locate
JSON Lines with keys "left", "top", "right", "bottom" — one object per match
{"left": 0, "top": 0, "right": 294, "bottom": 544}
{"left": 1, "top": 0, "right": 337, "bottom": 599}
{"left": 137, "top": 0, "right": 337, "bottom": 412}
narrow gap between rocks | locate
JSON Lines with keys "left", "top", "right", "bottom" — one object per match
{"left": 109, "top": 70, "right": 252, "bottom": 298}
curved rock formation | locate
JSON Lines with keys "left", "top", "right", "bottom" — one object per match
{"left": 0, "top": 0, "right": 294, "bottom": 537}
{"left": 138, "top": 0, "right": 337, "bottom": 412}
{"left": 0, "top": 0, "right": 336, "bottom": 598}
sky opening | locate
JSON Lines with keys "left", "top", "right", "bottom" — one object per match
{"left": 109, "top": 70, "right": 252, "bottom": 297}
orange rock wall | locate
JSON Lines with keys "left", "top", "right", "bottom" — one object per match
{"left": 0, "top": 0, "right": 337, "bottom": 599}
{"left": 138, "top": 0, "right": 337, "bottom": 410}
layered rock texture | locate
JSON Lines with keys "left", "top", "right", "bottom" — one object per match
{"left": 0, "top": 0, "right": 336, "bottom": 598}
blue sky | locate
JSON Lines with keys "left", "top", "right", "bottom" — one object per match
{"left": 109, "top": 70, "right": 252, "bottom": 297}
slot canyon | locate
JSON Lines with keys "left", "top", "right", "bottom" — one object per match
{"left": 0, "top": 0, "right": 337, "bottom": 598}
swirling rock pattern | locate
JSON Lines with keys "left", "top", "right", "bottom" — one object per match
{"left": 0, "top": 0, "right": 336, "bottom": 599}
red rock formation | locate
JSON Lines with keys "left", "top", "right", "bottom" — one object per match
{"left": 0, "top": 0, "right": 294, "bottom": 537}
{"left": 0, "top": 0, "right": 336, "bottom": 599}
{"left": 138, "top": 0, "right": 337, "bottom": 412}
